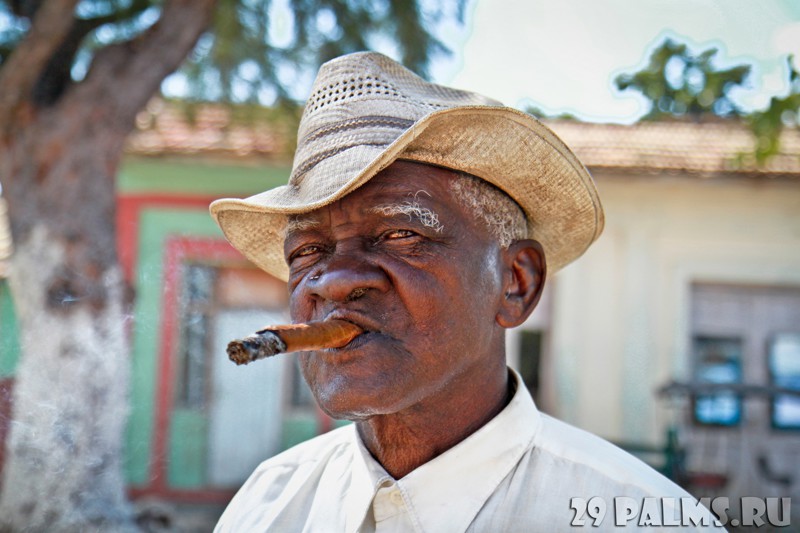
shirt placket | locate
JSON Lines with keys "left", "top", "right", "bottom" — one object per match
{"left": 370, "top": 480, "right": 418, "bottom": 533}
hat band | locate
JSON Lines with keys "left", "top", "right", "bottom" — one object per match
{"left": 299, "top": 115, "right": 415, "bottom": 146}
{"left": 292, "top": 116, "right": 415, "bottom": 183}
{"left": 292, "top": 141, "right": 393, "bottom": 185}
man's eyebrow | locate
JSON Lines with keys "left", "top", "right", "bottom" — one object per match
{"left": 369, "top": 196, "right": 444, "bottom": 233}
{"left": 284, "top": 217, "right": 321, "bottom": 237}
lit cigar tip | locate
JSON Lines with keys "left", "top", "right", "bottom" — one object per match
{"left": 227, "top": 332, "right": 287, "bottom": 365}
{"left": 227, "top": 340, "right": 253, "bottom": 365}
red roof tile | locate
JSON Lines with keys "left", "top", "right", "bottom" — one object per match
{"left": 124, "top": 99, "right": 293, "bottom": 159}
{"left": 547, "top": 119, "right": 800, "bottom": 177}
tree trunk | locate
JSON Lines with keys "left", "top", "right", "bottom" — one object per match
{"left": 0, "top": 107, "right": 136, "bottom": 532}
{"left": 0, "top": 1, "right": 217, "bottom": 530}
{"left": 1, "top": 235, "right": 132, "bottom": 532}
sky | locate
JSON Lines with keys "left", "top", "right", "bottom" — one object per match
{"left": 431, "top": 0, "right": 800, "bottom": 124}
{"left": 1, "top": 0, "right": 796, "bottom": 125}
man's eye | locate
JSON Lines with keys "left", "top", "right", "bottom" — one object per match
{"left": 383, "top": 229, "right": 416, "bottom": 239}
{"left": 293, "top": 245, "right": 321, "bottom": 258}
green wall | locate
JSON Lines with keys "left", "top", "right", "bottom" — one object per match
{"left": 125, "top": 207, "right": 221, "bottom": 485}
{"left": 0, "top": 280, "right": 19, "bottom": 378}
{"left": 121, "top": 156, "right": 292, "bottom": 486}
{"left": 168, "top": 409, "right": 208, "bottom": 488}
{"left": 118, "top": 157, "right": 290, "bottom": 196}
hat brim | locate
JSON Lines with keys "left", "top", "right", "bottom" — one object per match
{"left": 210, "top": 106, "right": 604, "bottom": 281}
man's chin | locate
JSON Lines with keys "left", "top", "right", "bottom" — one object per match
{"left": 312, "top": 385, "right": 410, "bottom": 422}
{"left": 315, "top": 396, "right": 387, "bottom": 421}
{"left": 318, "top": 406, "right": 372, "bottom": 423}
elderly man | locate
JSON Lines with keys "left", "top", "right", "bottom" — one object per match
{"left": 211, "top": 52, "right": 720, "bottom": 532}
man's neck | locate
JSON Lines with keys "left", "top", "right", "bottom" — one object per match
{"left": 355, "top": 366, "right": 512, "bottom": 479}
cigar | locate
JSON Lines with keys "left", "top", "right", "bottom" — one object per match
{"left": 227, "top": 319, "right": 364, "bottom": 365}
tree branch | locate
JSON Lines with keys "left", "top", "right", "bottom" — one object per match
{"left": 82, "top": 0, "right": 154, "bottom": 28}
{"left": 66, "top": 0, "right": 217, "bottom": 128}
{"left": 0, "top": 0, "right": 79, "bottom": 129}
{"left": 9, "top": 0, "right": 45, "bottom": 18}
{"left": 32, "top": 0, "right": 155, "bottom": 105}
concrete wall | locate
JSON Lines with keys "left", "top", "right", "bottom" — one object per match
{"left": 540, "top": 172, "right": 800, "bottom": 445}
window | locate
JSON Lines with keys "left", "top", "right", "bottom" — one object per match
{"left": 680, "top": 284, "right": 800, "bottom": 498}
{"left": 689, "top": 283, "right": 800, "bottom": 430}
{"left": 176, "top": 262, "right": 313, "bottom": 413}
{"left": 692, "top": 335, "right": 742, "bottom": 426}
{"left": 177, "top": 263, "right": 217, "bottom": 409}
{"left": 769, "top": 333, "right": 800, "bottom": 430}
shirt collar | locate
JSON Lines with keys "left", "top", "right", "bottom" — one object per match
{"left": 345, "top": 369, "right": 542, "bottom": 533}
{"left": 345, "top": 424, "right": 392, "bottom": 532}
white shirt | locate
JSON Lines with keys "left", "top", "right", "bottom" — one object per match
{"left": 216, "top": 370, "right": 723, "bottom": 532}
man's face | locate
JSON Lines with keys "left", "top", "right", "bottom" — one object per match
{"left": 283, "top": 161, "right": 509, "bottom": 419}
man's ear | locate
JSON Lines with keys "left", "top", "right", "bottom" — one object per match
{"left": 496, "top": 239, "right": 546, "bottom": 328}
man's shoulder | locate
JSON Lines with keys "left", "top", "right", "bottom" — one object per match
{"left": 533, "top": 413, "right": 690, "bottom": 497}
{"left": 223, "top": 424, "right": 354, "bottom": 509}
{"left": 214, "top": 425, "right": 355, "bottom": 531}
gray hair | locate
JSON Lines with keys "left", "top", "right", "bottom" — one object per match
{"left": 450, "top": 171, "right": 528, "bottom": 248}
{"left": 371, "top": 191, "right": 444, "bottom": 233}
{"left": 284, "top": 172, "right": 528, "bottom": 248}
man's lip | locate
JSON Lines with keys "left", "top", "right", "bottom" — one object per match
{"left": 329, "top": 330, "right": 374, "bottom": 352}
{"left": 323, "top": 311, "right": 380, "bottom": 333}
{"left": 314, "top": 311, "right": 384, "bottom": 354}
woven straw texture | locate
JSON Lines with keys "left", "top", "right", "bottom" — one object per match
{"left": 210, "top": 52, "right": 604, "bottom": 280}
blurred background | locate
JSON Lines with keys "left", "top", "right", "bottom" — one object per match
{"left": 0, "top": 0, "right": 798, "bottom": 530}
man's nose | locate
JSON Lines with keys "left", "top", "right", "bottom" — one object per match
{"left": 306, "top": 254, "right": 389, "bottom": 303}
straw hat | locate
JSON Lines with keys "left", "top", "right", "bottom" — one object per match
{"left": 210, "top": 52, "right": 604, "bottom": 281}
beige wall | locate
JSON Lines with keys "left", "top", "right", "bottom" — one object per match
{"left": 532, "top": 172, "right": 800, "bottom": 445}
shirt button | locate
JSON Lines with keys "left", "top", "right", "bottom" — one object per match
{"left": 390, "top": 490, "right": 404, "bottom": 505}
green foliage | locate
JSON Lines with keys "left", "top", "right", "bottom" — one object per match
{"left": 747, "top": 56, "right": 800, "bottom": 164}
{"left": 615, "top": 38, "right": 751, "bottom": 119}
{"left": 523, "top": 104, "right": 578, "bottom": 122}
{"left": 0, "top": 0, "right": 460, "bottom": 106}
{"left": 179, "top": 0, "right": 454, "bottom": 104}
{"left": 618, "top": 37, "right": 800, "bottom": 165}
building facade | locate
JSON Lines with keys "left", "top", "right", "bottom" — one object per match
{"left": 513, "top": 120, "right": 800, "bottom": 508}
{"left": 1, "top": 110, "right": 798, "bottom": 514}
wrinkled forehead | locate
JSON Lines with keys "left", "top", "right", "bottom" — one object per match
{"left": 287, "top": 162, "right": 461, "bottom": 226}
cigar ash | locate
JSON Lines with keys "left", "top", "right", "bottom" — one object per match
{"left": 227, "top": 331, "right": 286, "bottom": 365}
